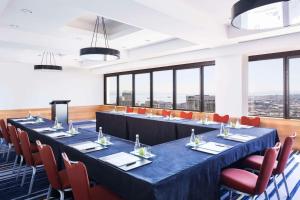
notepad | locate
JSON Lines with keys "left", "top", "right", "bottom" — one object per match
{"left": 12, "top": 118, "right": 28, "bottom": 122}
{"left": 33, "top": 127, "right": 56, "bottom": 132}
{"left": 69, "top": 141, "right": 103, "bottom": 152}
{"left": 222, "top": 133, "right": 257, "bottom": 142}
{"left": 192, "top": 142, "right": 232, "bottom": 154}
{"left": 19, "top": 121, "right": 37, "bottom": 125}
{"left": 99, "top": 152, "right": 141, "bottom": 167}
{"left": 45, "top": 132, "right": 71, "bottom": 139}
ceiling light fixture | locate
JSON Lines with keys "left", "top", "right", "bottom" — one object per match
{"left": 80, "top": 16, "right": 120, "bottom": 61}
{"left": 21, "top": 8, "right": 32, "bottom": 14}
{"left": 232, "top": 0, "right": 300, "bottom": 30}
{"left": 9, "top": 24, "right": 19, "bottom": 29}
{"left": 34, "top": 51, "right": 62, "bottom": 71}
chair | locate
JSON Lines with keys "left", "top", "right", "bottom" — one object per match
{"left": 62, "top": 152, "right": 122, "bottom": 200}
{"left": 162, "top": 110, "right": 171, "bottom": 117}
{"left": 137, "top": 108, "right": 146, "bottom": 114}
{"left": 243, "top": 134, "right": 296, "bottom": 199}
{"left": 221, "top": 143, "right": 280, "bottom": 200}
{"left": 241, "top": 116, "right": 260, "bottom": 127}
{"left": 179, "top": 111, "right": 193, "bottom": 120}
{"left": 0, "top": 119, "right": 13, "bottom": 162}
{"left": 19, "top": 131, "right": 43, "bottom": 194}
{"left": 126, "top": 107, "right": 134, "bottom": 113}
{"left": 213, "top": 113, "right": 229, "bottom": 123}
{"left": 36, "top": 141, "right": 70, "bottom": 200}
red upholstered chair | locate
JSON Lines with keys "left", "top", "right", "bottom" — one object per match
{"left": 221, "top": 143, "right": 280, "bottom": 200}
{"left": 62, "top": 152, "right": 122, "bottom": 200}
{"left": 243, "top": 133, "right": 296, "bottom": 199}
{"left": 0, "top": 119, "right": 13, "bottom": 162}
{"left": 162, "top": 110, "right": 171, "bottom": 117}
{"left": 19, "top": 131, "right": 43, "bottom": 195}
{"left": 241, "top": 116, "right": 260, "bottom": 127}
{"left": 126, "top": 107, "right": 134, "bottom": 113}
{"left": 137, "top": 108, "right": 146, "bottom": 114}
{"left": 213, "top": 113, "right": 229, "bottom": 123}
{"left": 36, "top": 141, "right": 70, "bottom": 200}
{"left": 180, "top": 111, "right": 193, "bottom": 120}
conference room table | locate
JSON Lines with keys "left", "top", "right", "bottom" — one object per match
{"left": 8, "top": 116, "right": 279, "bottom": 200}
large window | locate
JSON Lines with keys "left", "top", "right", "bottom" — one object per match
{"left": 106, "top": 76, "right": 117, "bottom": 104}
{"left": 104, "top": 61, "right": 215, "bottom": 111}
{"left": 176, "top": 68, "right": 200, "bottom": 110}
{"left": 119, "top": 74, "right": 132, "bottom": 106}
{"left": 135, "top": 73, "right": 150, "bottom": 107}
{"left": 289, "top": 57, "right": 300, "bottom": 118}
{"left": 153, "top": 70, "right": 173, "bottom": 109}
{"left": 203, "top": 66, "right": 216, "bottom": 112}
{"left": 248, "top": 50, "right": 300, "bottom": 119}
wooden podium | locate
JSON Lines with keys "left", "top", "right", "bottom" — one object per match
{"left": 50, "top": 100, "right": 70, "bottom": 124}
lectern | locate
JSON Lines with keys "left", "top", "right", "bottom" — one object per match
{"left": 50, "top": 100, "right": 71, "bottom": 124}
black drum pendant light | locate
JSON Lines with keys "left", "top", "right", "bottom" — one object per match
{"left": 80, "top": 16, "right": 120, "bottom": 61}
{"left": 34, "top": 51, "right": 62, "bottom": 71}
{"left": 232, "top": 0, "right": 300, "bottom": 30}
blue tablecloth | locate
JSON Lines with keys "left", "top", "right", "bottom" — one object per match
{"left": 8, "top": 117, "right": 278, "bottom": 200}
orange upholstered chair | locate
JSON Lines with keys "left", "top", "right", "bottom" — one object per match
{"left": 126, "top": 107, "right": 134, "bottom": 113}
{"left": 221, "top": 143, "right": 280, "bottom": 199}
{"left": 213, "top": 113, "right": 229, "bottom": 123}
{"left": 19, "top": 131, "right": 43, "bottom": 195}
{"left": 0, "top": 119, "right": 13, "bottom": 162}
{"left": 162, "top": 110, "right": 171, "bottom": 117}
{"left": 36, "top": 140, "right": 70, "bottom": 200}
{"left": 62, "top": 152, "right": 122, "bottom": 200}
{"left": 180, "top": 111, "right": 193, "bottom": 119}
{"left": 240, "top": 116, "right": 260, "bottom": 127}
{"left": 137, "top": 108, "right": 146, "bottom": 114}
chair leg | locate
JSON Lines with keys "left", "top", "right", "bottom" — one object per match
{"left": 272, "top": 175, "right": 281, "bottom": 200}
{"left": 264, "top": 191, "right": 269, "bottom": 200}
{"left": 5, "top": 144, "right": 11, "bottom": 162}
{"left": 251, "top": 195, "right": 258, "bottom": 200}
{"left": 46, "top": 185, "right": 52, "bottom": 199}
{"left": 16, "top": 156, "right": 23, "bottom": 181}
{"left": 58, "top": 190, "right": 64, "bottom": 200}
{"left": 12, "top": 155, "right": 19, "bottom": 173}
{"left": 229, "top": 190, "right": 233, "bottom": 200}
{"left": 28, "top": 166, "right": 36, "bottom": 195}
{"left": 21, "top": 166, "right": 27, "bottom": 187}
{"left": 282, "top": 172, "right": 290, "bottom": 197}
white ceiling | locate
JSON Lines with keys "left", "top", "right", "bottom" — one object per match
{"left": 0, "top": 0, "right": 299, "bottom": 70}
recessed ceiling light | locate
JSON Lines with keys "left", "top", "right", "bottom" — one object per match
{"left": 145, "top": 39, "right": 151, "bottom": 42}
{"left": 122, "top": 46, "right": 126, "bottom": 49}
{"left": 21, "top": 8, "right": 32, "bottom": 14}
{"left": 9, "top": 24, "right": 19, "bottom": 29}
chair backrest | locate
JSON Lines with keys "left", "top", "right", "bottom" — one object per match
{"left": 19, "top": 131, "right": 35, "bottom": 166}
{"left": 137, "top": 108, "right": 146, "bottom": 114}
{"left": 213, "top": 114, "right": 229, "bottom": 123}
{"left": 36, "top": 140, "right": 62, "bottom": 190}
{"left": 255, "top": 143, "right": 281, "bottom": 194}
{"left": 0, "top": 119, "right": 10, "bottom": 143}
{"left": 162, "top": 110, "right": 171, "bottom": 117}
{"left": 275, "top": 133, "right": 297, "bottom": 174}
{"left": 62, "top": 152, "right": 90, "bottom": 200}
{"left": 8, "top": 125, "right": 22, "bottom": 155}
{"left": 180, "top": 111, "right": 193, "bottom": 119}
{"left": 240, "top": 116, "right": 260, "bottom": 127}
{"left": 126, "top": 107, "right": 134, "bottom": 113}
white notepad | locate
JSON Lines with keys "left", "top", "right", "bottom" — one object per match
{"left": 193, "top": 142, "right": 232, "bottom": 154}
{"left": 12, "top": 118, "right": 28, "bottom": 122}
{"left": 45, "top": 132, "right": 71, "bottom": 138}
{"left": 70, "top": 141, "right": 100, "bottom": 151}
{"left": 19, "top": 121, "right": 37, "bottom": 125}
{"left": 33, "top": 127, "right": 56, "bottom": 132}
{"left": 100, "top": 152, "right": 141, "bottom": 167}
{"left": 225, "top": 134, "right": 256, "bottom": 142}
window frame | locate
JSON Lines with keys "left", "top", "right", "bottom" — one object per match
{"left": 249, "top": 50, "right": 300, "bottom": 119}
{"left": 104, "top": 61, "right": 215, "bottom": 112}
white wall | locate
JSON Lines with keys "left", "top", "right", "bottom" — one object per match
{"left": 0, "top": 62, "right": 102, "bottom": 110}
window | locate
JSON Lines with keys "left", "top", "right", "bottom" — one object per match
{"left": 289, "top": 57, "right": 300, "bottom": 118}
{"left": 248, "top": 58, "right": 284, "bottom": 118}
{"left": 176, "top": 68, "right": 200, "bottom": 110}
{"left": 106, "top": 76, "right": 117, "bottom": 104}
{"left": 135, "top": 73, "right": 150, "bottom": 107}
{"left": 119, "top": 74, "right": 132, "bottom": 106}
{"left": 153, "top": 70, "right": 173, "bottom": 109}
{"left": 203, "top": 66, "right": 216, "bottom": 112}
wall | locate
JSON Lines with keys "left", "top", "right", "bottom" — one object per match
{"left": 0, "top": 62, "right": 102, "bottom": 110}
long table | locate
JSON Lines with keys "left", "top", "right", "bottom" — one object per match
{"left": 96, "top": 112, "right": 217, "bottom": 145}
{"left": 8, "top": 117, "right": 278, "bottom": 200}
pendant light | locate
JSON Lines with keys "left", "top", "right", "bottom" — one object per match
{"left": 231, "top": 0, "right": 300, "bottom": 30}
{"left": 80, "top": 16, "right": 120, "bottom": 61}
{"left": 34, "top": 51, "right": 62, "bottom": 71}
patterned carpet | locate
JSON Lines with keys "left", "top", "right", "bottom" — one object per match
{"left": 0, "top": 122, "right": 299, "bottom": 200}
